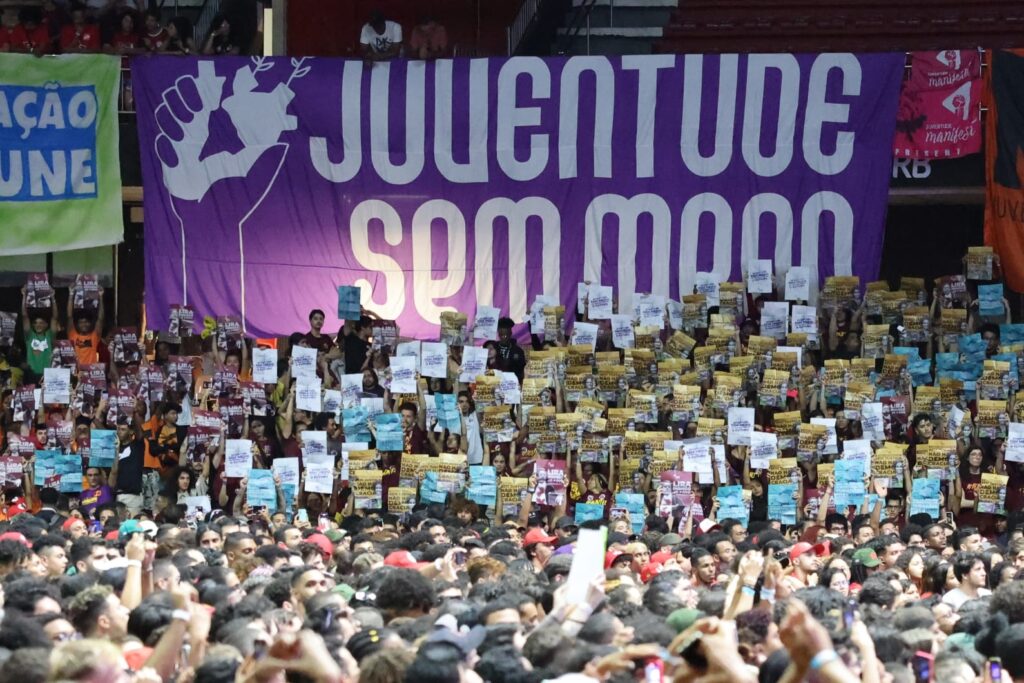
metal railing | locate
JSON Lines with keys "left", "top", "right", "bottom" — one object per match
{"left": 119, "top": 65, "right": 134, "bottom": 113}
{"left": 557, "top": 0, "right": 598, "bottom": 54}
{"left": 507, "top": 0, "right": 542, "bottom": 55}
{"left": 194, "top": 0, "right": 222, "bottom": 50}
{"left": 453, "top": 44, "right": 480, "bottom": 58}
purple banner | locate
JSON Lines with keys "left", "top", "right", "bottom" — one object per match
{"left": 133, "top": 54, "right": 903, "bottom": 338}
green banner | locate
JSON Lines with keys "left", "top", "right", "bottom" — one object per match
{"left": 0, "top": 54, "right": 123, "bottom": 255}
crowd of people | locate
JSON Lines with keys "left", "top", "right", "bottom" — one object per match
{"left": 0, "top": 3, "right": 447, "bottom": 60}
{"left": 360, "top": 10, "right": 449, "bottom": 62}
{"left": 1, "top": 1, "right": 189, "bottom": 55}
{"left": 0, "top": 248, "right": 1022, "bottom": 683}
{"left": 0, "top": 0, "right": 270, "bottom": 56}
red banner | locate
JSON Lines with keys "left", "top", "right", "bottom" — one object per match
{"left": 894, "top": 50, "right": 982, "bottom": 159}
{"left": 984, "top": 50, "right": 1024, "bottom": 292}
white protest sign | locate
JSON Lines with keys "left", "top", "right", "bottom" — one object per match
{"left": 861, "top": 402, "right": 885, "bottom": 441}
{"left": 420, "top": 342, "right": 449, "bottom": 379}
{"left": 682, "top": 438, "right": 713, "bottom": 474}
{"left": 390, "top": 356, "right": 418, "bottom": 393}
{"left": 785, "top": 267, "right": 811, "bottom": 302}
{"left": 697, "top": 450, "right": 728, "bottom": 485}
{"left": 252, "top": 348, "right": 278, "bottom": 384}
{"left": 566, "top": 527, "right": 608, "bottom": 604}
{"left": 184, "top": 495, "right": 212, "bottom": 517}
{"left": 43, "top": 367, "right": 71, "bottom": 404}
{"left": 611, "top": 315, "right": 634, "bottom": 349}
{"left": 747, "top": 259, "right": 774, "bottom": 294}
{"left": 843, "top": 439, "right": 873, "bottom": 472}
{"left": 225, "top": 439, "right": 253, "bottom": 478}
{"left": 304, "top": 453, "right": 334, "bottom": 494}
{"left": 302, "top": 430, "right": 328, "bottom": 458}
{"left": 499, "top": 372, "right": 522, "bottom": 405}
{"left": 571, "top": 322, "right": 599, "bottom": 351}
{"left": 459, "top": 347, "right": 488, "bottom": 383}
{"left": 726, "top": 407, "right": 755, "bottom": 446}
{"left": 587, "top": 284, "right": 614, "bottom": 320}
{"left": 749, "top": 431, "right": 778, "bottom": 469}
{"left": 791, "top": 305, "right": 819, "bottom": 336}
{"left": 694, "top": 272, "right": 720, "bottom": 307}
{"left": 638, "top": 294, "right": 665, "bottom": 329}
{"left": 360, "top": 398, "right": 385, "bottom": 417}
{"left": 322, "top": 390, "right": 342, "bottom": 415}
{"left": 290, "top": 345, "right": 318, "bottom": 380}
{"left": 340, "top": 374, "right": 362, "bottom": 408}
{"left": 272, "top": 457, "right": 300, "bottom": 489}
{"left": 423, "top": 393, "right": 438, "bottom": 431}
{"left": 1007, "top": 423, "right": 1024, "bottom": 462}
{"left": 761, "top": 301, "right": 789, "bottom": 340}
{"left": 396, "top": 341, "right": 421, "bottom": 363}
{"left": 473, "top": 306, "right": 500, "bottom": 341}
{"left": 296, "top": 378, "right": 322, "bottom": 412}
{"left": 529, "top": 303, "right": 544, "bottom": 331}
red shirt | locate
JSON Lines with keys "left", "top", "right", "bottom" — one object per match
{"left": 142, "top": 28, "right": 168, "bottom": 52}
{"left": 110, "top": 31, "right": 139, "bottom": 51}
{"left": 60, "top": 23, "right": 100, "bottom": 51}
{"left": 10, "top": 25, "right": 51, "bottom": 52}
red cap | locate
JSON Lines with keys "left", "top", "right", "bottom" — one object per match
{"left": 640, "top": 562, "right": 664, "bottom": 583}
{"left": 521, "top": 528, "right": 557, "bottom": 548}
{"left": 304, "top": 533, "right": 334, "bottom": 561}
{"left": 5, "top": 498, "right": 27, "bottom": 518}
{"left": 0, "top": 531, "right": 29, "bottom": 547}
{"left": 62, "top": 518, "right": 81, "bottom": 532}
{"left": 605, "top": 548, "right": 634, "bottom": 569}
{"left": 105, "top": 530, "right": 120, "bottom": 541}
{"left": 383, "top": 550, "right": 430, "bottom": 570}
{"left": 650, "top": 550, "right": 674, "bottom": 567}
{"left": 788, "top": 541, "right": 830, "bottom": 563}
{"left": 697, "top": 519, "right": 721, "bottom": 535}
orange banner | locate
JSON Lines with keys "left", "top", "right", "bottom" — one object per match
{"left": 985, "top": 50, "right": 1024, "bottom": 291}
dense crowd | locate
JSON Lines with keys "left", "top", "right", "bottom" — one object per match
{"left": 0, "top": 248, "right": 1022, "bottom": 683}
{"left": 0, "top": 2, "right": 446, "bottom": 60}
{"left": 0, "top": 1, "right": 262, "bottom": 56}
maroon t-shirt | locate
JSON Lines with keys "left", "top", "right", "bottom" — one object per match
{"left": 404, "top": 425, "right": 432, "bottom": 455}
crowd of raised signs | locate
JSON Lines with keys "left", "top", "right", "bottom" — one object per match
{"left": 0, "top": 246, "right": 1023, "bottom": 682}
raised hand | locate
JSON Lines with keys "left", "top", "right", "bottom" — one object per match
{"left": 149, "top": 58, "right": 307, "bottom": 324}
{"left": 155, "top": 61, "right": 297, "bottom": 202}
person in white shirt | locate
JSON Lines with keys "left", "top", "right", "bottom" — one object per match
{"left": 942, "top": 552, "right": 991, "bottom": 609}
{"left": 458, "top": 391, "right": 484, "bottom": 466}
{"left": 360, "top": 10, "right": 402, "bottom": 61}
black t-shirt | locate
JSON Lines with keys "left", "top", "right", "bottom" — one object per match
{"left": 116, "top": 438, "right": 146, "bottom": 494}
{"left": 495, "top": 341, "right": 526, "bottom": 380}
{"left": 303, "top": 332, "right": 335, "bottom": 354}
{"left": 343, "top": 334, "right": 370, "bottom": 374}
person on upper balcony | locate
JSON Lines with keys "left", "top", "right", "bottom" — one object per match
{"left": 141, "top": 10, "right": 168, "bottom": 52}
{"left": 60, "top": 3, "right": 100, "bottom": 53}
{"left": 202, "top": 14, "right": 239, "bottom": 55}
{"left": 105, "top": 10, "right": 141, "bottom": 55}
{"left": 409, "top": 14, "right": 447, "bottom": 60}
{"left": 162, "top": 16, "right": 195, "bottom": 54}
{"left": 360, "top": 10, "right": 402, "bottom": 62}
{"left": 10, "top": 7, "right": 53, "bottom": 54}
